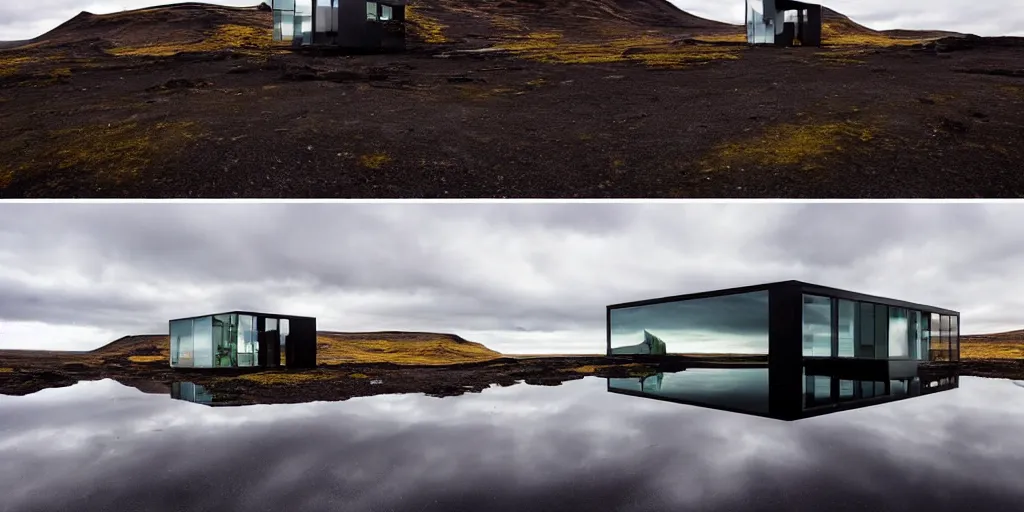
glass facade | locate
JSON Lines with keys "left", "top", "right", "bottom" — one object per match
{"left": 170, "top": 313, "right": 310, "bottom": 368}
{"left": 609, "top": 291, "right": 770, "bottom": 356}
{"left": 746, "top": 0, "right": 776, "bottom": 44}
{"left": 802, "top": 294, "right": 956, "bottom": 362}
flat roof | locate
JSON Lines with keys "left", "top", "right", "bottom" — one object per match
{"left": 169, "top": 311, "right": 316, "bottom": 322}
{"left": 607, "top": 280, "right": 959, "bottom": 316}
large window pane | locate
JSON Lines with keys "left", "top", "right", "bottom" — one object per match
{"left": 192, "top": 316, "right": 214, "bottom": 368}
{"left": 856, "top": 302, "right": 875, "bottom": 358}
{"left": 237, "top": 315, "right": 256, "bottom": 367}
{"left": 609, "top": 291, "right": 770, "bottom": 356}
{"left": 921, "top": 314, "right": 931, "bottom": 361}
{"left": 280, "top": 319, "right": 290, "bottom": 366}
{"left": 802, "top": 295, "right": 832, "bottom": 357}
{"left": 874, "top": 304, "right": 888, "bottom": 359}
{"left": 930, "top": 313, "right": 945, "bottom": 361}
{"left": 950, "top": 316, "right": 959, "bottom": 361}
{"left": 908, "top": 311, "right": 921, "bottom": 360}
{"left": 837, "top": 300, "right": 855, "bottom": 357}
{"left": 169, "top": 319, "right": 193, "bottom": 367}
{"left": 888, "top": 307, "right": 909, "bottom": 358}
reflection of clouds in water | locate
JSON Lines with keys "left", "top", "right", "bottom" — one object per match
{"left": 0, "top": 377, "right": 1023, "bottom": 512}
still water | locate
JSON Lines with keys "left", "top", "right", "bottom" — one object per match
{"left": 1, "top": 376, "right": 1023, "bottom": 512}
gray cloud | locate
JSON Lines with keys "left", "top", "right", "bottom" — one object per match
{"left": 0, "top": 203, "right": 1022, "bottom": 353}
{"left": 0, "top": 0, "right": 1020, "bottom": 41}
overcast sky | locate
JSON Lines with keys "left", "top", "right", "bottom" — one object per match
{"left": 0, "top": 0, "right": 1020, "bottom": 41}
{"left": 0, "top": 203, "right": 1021, "bottom": 354}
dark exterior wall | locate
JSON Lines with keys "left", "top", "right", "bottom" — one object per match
{"left": 804, "top": 5, "right": 822, "bottom": 46}
{"left": 768, "top": 282, "right": 803, "bottom": 420}
{"left": 287, "top": 317, "right": 317, "bottom": 368}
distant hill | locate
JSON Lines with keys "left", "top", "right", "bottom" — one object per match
{"left": 0, "top": 0, "right": 969, "bottom": 53}
{"left": 0, "top": 331, "right": 503, "bottom": 366}
{"left": 961, "top": 330, "right": 1024, "bottom": 344}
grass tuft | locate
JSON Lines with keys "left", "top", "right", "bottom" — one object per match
{"left": 0, "top": 368, "right": 13, "bottom": 373}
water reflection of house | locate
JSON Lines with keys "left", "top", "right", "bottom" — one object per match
{"left": 270, "top": 0, "right": 407, "bottom": 50}
{"left": 171, "top": 382, "right": 214, "bottom": 404}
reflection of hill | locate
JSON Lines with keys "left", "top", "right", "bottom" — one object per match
{"left": 611, "top": 330, "right": 667, "bottom": 355}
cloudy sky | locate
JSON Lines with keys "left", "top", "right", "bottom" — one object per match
{"left": 0, "top": 202, "right": 1021, "bottom": 354}
{"left": 0, "top": 0, "right": 1020, "bottom": 41}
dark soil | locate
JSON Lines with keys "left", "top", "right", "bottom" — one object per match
{"left": 1, "top": 2, "right": 1022, "bottom": 198}
{"left": 1, "top": 350, "right": 1019, "bottom": 406}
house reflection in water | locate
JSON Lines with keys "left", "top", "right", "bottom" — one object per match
{"left": 170, "top": 382, "right": 215, "bottom": 405}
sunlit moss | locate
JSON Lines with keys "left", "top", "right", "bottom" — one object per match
{"left": 0, "top": 367, "right": 13, "bottom": 373}
{"left": 821, "top": 22, "right": 923, "bottom": 47}
{"left": 128, "top": 355, "right": 165, "bottom": 363}
{"left": 106, "top": 24, "right": 273, "bottom": 57}
{"left": 236, "top": 372, "right": 332, "bottom": 385}
{"left": 702, "top": 121, "right": 876, "bottom": 170}
{"left": 500, "top": 31, "right": 743, "bottom": 68}
{"left": 350, "top": 373, "right": 370, "bottom": 379}
{"left": 406, "top": 5, "right": 448, "bottom": 44}
{"left": 0, "top": 56, "right": 33, "bottom": 76}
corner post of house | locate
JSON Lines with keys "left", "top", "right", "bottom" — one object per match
{"left": 769, "top": 281, "right": 804, "bottom": 420}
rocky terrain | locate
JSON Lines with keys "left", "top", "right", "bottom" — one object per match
{"left": 0, "top": 2, "right": 1021, "bottom": 198}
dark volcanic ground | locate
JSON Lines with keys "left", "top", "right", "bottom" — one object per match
{"left": 0, "top": 3, "right": 1022, "bottom": 198}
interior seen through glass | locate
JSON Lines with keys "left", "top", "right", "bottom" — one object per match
{"left": 170, "top": 314, "right": 288, "bottom": 368}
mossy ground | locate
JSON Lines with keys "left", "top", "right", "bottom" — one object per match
{"left": 961, "top": 342, "right": 1024, "bottom": 359}
{"left": 316, "top": 336, "right": 502, "bottom": 365}
{"left": 0, "top": 368, "right": 13, "bottom": 373}
{"left": 500, "top": 31, "right": 743, "bottom": 69}
{"left": 105, "top": 24, "right": 275, "bottom": 57}
{"left": 235, "top": 372, "right": 333, "bottom": 385}
{"left": 406, "top": 5, "right": 448, "bottom": 44}
{"left": 128, "top": 355, "right": 166, "bottom": 363}
{"left": 701, "top": 120, "right": 877, "bottom": 171}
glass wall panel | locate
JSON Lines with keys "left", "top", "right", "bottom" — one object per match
{"left": 802, "top": 295, "right": 832, "bottom": 357}
{"left": 315, "top": 0, "right": 332, "bottom": 33}
{"left": 874, "top": 304, "right": 888, "bottom": 359}
{"left": 212, "top": 314, "right": 238, "bottom": 368}
{"left": 191, "top": 316, "right": 214, "bottom": 368}
{"left": 888, "top": 307, "right": 909, "bottom": 358}
{"left": 908, "top": 310, "right": 921, "bottom": 360}
{"left": 930, "top": 313, "right": 946, "bottom": 361}
{"left": 294, "top": 0, "right": 313, "bottom": 44}
{"left": 950, "top": 316, "right": 959, "bottom": 361}
{"left": 366, "top": 1, "right": 378, "bottom": 21}
{"left": 280, "top": 319, "right": 290, "bottom": 366}
{"left": 837, "top": 300, "right": 855, "bottom": 357}
{"left": 381, "top": 4, "right": 392, "bottom": 20}
{"left": 609, "top": 291, "right": 770, "bottom": 356}
{"left": 746, "top": 0, "right": 775, "bottom": 44}
{"left": 169, "top": 319, "right": 193, "bottom": 367}
{"left": 921, "top": 314, "right": 931, "bottom": 361}
{"left": 856, "top": 302, "right": 875, "bottom": 358}
{"left": 237, "top": 315, "right": 256, "bottom": 367}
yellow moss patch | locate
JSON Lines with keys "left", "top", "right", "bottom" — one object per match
{"left": 821, "top": 23, "right": 921, "bottom": 47}
{"left": 128, "top": 355, "right": 166, "bottom": 363}
{"left": 0, "top": 367, "right": 13, "bottom": 373}
{"left": 236, "top": 372, "right": 331, "bottom": 385}
{"left": 317, "top": 336, "right": 502, "bottom": 365}
{"left": 350, "top": 373, "right": 370, "bottom": 379}
{"left": 693, "top": 33, "right": 747, "bottom": 43}
{"left": 490, "top": 16, "right": 526, "bottom": 34}
{"left": 0, "top": 169, "right": 13, "bottom": 190}
{"left": 501, "top": 31, "right": 742, "bottom": 68}
{"left": 702, "top": 121, "right": 875, "bottom": 170}
{"left": 359, "top": 152, "right": 392, "bottom": 169}
{"left": 406, "top": 5, "right": 448, "bottom": 44}
{"left": 42, "top": 121, "right": 200, "bottom": 183}
{"left": 961, "top": 342, "right": 1024, "bottom": 359}
{"left": 0, "top": 56, "right": 33, "bottom": 76}
{"left": 106, "top": 24, "right": 273, "bottom": 57}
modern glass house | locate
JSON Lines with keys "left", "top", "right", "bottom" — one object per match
{"left": 271, "top": 0, "right": 407, "bottom": 49}
{"left": 169, "top": 312, "right": 317, "bottom": 369}
{"left": 607, "top": 280, "right": 960, "bottom": 420}
{"left": 746, "top": 0, "right": 823, "bottom": 47}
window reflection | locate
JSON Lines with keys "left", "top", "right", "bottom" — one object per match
{"left": 802, "top": 295, "right": 832, "bottom": 357}
{"left": 609, "top": 291, "right": 769, "bottom": 356}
